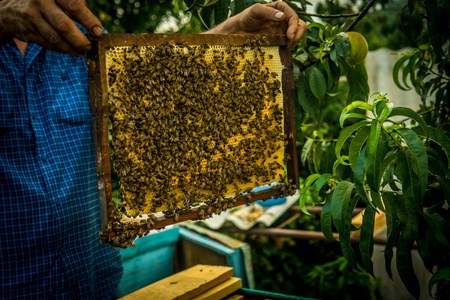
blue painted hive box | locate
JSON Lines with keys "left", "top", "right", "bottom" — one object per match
{"left": 118, "top": 223, "right": 253, "bottom": 296}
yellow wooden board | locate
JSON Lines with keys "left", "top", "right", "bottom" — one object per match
{"left": 225, "top": 295, "right": 244, "bottom": 300}
{"left": 119, "top": 265, "right": 233, "bottom": 300}
{"left": 192, "top": 277, "right": 242, "bottom": 300}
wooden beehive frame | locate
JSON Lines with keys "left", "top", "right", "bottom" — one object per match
{"left": 87, "top": 33, "right": 298, "bottom": 247}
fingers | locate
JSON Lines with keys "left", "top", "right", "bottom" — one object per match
{"left": 266, "top": 1, "right": 306, "bottom": 44}
{"left": 248, "top": 3, "right": 287, "bottom": 23}
{"left": 56, "top": 0, "right": 103, "bottom": 37}
{"left": 1, "top": 0, "right": 103, "bottom": 56}
{"left": 47, "top": 0, "right": 103, "bottom": 54}
{"left": 35, "top": 14, "right": 87, "bottom": 56}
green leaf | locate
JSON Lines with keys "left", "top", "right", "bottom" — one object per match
{"left": 384, "top": 210, "right": 401, "bottom": 279}
{"left": 202, "top": 0, "right": 221, "bottom": 7}
{"left": 232, "top": 0, "right": 247, "bottom": 14}
{"left": 322, "top": 57, "right": 337, "bottom": 90}
{"left": 359, "top": 206, "right": 376, "bottom": 276}
{"left": 379, "top": 151, "right": 397, "bottom": 188}
{"left": 340, "top": 113, "right": 369, "bottom": 128}
{"left": 330, "top": 47, "right": 338, "bottom": 66}
{"left": 377, "top": 102, "right": 394, "bottom": 123}
{"left": 317, "top": 141, "right": 336, "bottom": 174}
{"left": 342, "top": 61, "right": 370, "bottom": 103}
{"left": 308, "top": 68, "right": 327, "bottom": 100}
{"left": 383, "top": 191, "right": 393, "bottom": 237}
{"left": 331, "top": 181, "right": 355, "bottom": 235}
{"left": 299, "top": 174, "right": 321, "bottom": 215}
{"left": 417, "top": 220, "right": 437, "bottom": 273}
{"left": 310, "top": 173, "right": 335, "bottom": 203}
{"left": 370, "top": 190, "right": 385, "bottom": 213}
{"left": 396, "top": 128, "right": 428, "bottom": 200}
{"left": 404, "top": 209, "right": 420, "bottom": 247}
{"left": 389, "top": 190, "right": 408, "bottom": 219}
{"left": 364, "top": 120, "right": 383, "bottom": 192}
{"left": 396, "top": 150, "right": 420, "bottom": 210}
{"left": 405, "top": 54, "right": 418, "bottom": 91}
{"left": 335, "top": 32, "right": 351, "bottom": 63}
{"left": 312, "top": 140, "right": 324, "bottom": 174}
{"left": 185, "top": 0, "right": 203, "bottom": 12}
{"left": 200, "top": 4, "right": 215, "bottom": 28}
{"left": 423, "top": 209, "right": 450, "bottom": 249}
{"left": 438, "top": 176, "right": 450, "bottom": 202}
{"left": 396, "top": 233, "right": 420, "bottom": 299}
{"left": 307, "top": 22, "right": 327, "bottom": 33}
{"left": 429, "top": 268, "right": 450, "bottom": 297}
{"left": 339, "top": 195, "right": 360, "bottom": 270}
{"left": 297, "top": 73, "right": 320, "bottom": 120}
{"left": 418, "top": 126, "right": 450, "bottom": 169}
{"left": 354, "top": 147, "right": 371, "bottom": 206}
{"left": 335, "top": 121, "right": 371, "bottom": 165}
{"left": 400, "top": 0, "right": 418, "bottom": 48}
{"left": 349, "top": 125, "right": 371, "bottom": 169}
{"left": 393, "top": 55, "right": 413, "bottom": 91}
{"left": 321, "top": 191, "right": 335, "bottom": 240}
{"left": 194, "top": 7, "right": 210, "bottom": 29}
{"left": 214, "top": 0, "right": 230, "bottom": 25}
{"left": 340, "top": 101, "right": 372, "bottom": 128}
{"left": 301, "top": 139, "right": 314, "bottom": 167}
{"left": 389, "top": 107, "right": 428, "bottom": 137}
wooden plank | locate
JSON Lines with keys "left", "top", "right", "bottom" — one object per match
{"left": 119, "top": 265, "right": 233, "bottom": 300}
{"left": 279, "top": 38, "right": 299, "bottom": 191}
{"left": 192, "top": 277, "right": 242, "bottom": 300}
{"left": 225, "top": 295, "right": 244, "bottom": 300}
{"left": 92, "top": 33, "right": 288, "bottom": 48}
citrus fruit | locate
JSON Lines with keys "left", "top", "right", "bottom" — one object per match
{"left": 346, "top": 32, "right": 368, "bottom": 65}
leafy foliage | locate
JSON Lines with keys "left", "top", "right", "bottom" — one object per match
{"left": 229, "top": 214, "right": 380, "bottom": 299}
{"left": 182, "top": 0, "right": 253, "bottom": 29}
{"left": 302, "top": 93, "right": 450, "bottom": 298}
{"left": 89, "top": 0, "right": 450, "bottom": 297}
{"left": 182, "top": 0, "right": 449, "bottom": 297}
{"left": 87, "top": 0, "right": 202, "bottom": 33}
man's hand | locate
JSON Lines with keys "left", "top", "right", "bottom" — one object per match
{"left": 205, "top": 1, "right": 307, "bottom": 46}
{"left": 0, "top": 0, "right": 103, "bottom": 57}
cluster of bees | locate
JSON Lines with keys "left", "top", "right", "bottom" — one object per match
{"left": 99, "top": 38, "right": 297, "bottom": 247}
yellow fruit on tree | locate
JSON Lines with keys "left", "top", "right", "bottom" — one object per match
{"left": 346, "top": 32, "right": 368, "bottom": 65}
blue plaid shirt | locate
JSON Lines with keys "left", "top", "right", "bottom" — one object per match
{"left": 0, "top": 38, "right": 123, "bottom": 299}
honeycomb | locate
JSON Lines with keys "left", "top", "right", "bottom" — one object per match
{"left": 101, "top": 38, "right": 295, "bottom": 247}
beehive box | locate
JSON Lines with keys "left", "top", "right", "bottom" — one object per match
{"left": 87, "top": 34, "right": 298, "bottom": 248}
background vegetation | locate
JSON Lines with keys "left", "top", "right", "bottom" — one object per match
{"left": 87, "top": 0, "right": 450, "bottom": 298}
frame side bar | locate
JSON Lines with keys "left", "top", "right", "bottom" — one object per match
{"left": 280, "top": 43, "right": 299, "bottom": 188}
{"left": 87, "top": 38, "right": 111, "bottom": 233}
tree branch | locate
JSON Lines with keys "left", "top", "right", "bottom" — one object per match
{"left": 345, "top": 0, "right": 379, "bottom": 32}
{"left": 297, "top": 11, "right": 359, "bottom": 18}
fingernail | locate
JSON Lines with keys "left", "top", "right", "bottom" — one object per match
{"left": 93, "top": 26, "right": 103, "bottom": 37}
{"left": 274, "top": 12, "right": 284, "bottom": 20}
